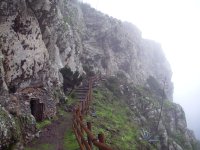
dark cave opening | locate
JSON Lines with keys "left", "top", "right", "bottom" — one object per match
{"left": 8, "top": 85, "right": 17, "bottom": 93}
{"left": 30, "top": 99, "right": 45, "bottom": 122}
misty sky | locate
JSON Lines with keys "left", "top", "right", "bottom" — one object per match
{"left": 81, "top": 0, "right": 200, "bottom": 139}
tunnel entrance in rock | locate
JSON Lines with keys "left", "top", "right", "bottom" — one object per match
{"left": 30, "top": 99, "right": 45, "bottom": 122}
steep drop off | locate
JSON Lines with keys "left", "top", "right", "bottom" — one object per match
{"left": 0, "top": 0, "right": 199, "bottom": 149}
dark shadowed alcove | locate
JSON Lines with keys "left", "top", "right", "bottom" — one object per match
{"left": 60, "top": 67, "right": 83, "bottom": 94}
{"left": 30, "top": 99, "right": 45, "bottom": 121}
{"left": 8, "top": 85, "right": 17, "bottom": 93}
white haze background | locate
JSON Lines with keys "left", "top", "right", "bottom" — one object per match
{"left": 81, "top": 0, "right": 200, "bottom": 139}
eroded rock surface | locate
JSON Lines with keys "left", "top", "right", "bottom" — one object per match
{"left": 0, "top": 106, "right": 19, "bottom": 149}
{"left": 0, "top": 0, "right": 199, "bottom": 149}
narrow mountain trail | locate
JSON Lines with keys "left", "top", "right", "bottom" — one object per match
{"left": 25, "top": 112, "right": 76, "bottom": 150}
{"left": 25, "top": 78, "right": 94, "bottom": 150}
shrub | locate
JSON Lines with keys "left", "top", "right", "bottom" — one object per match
{"left": 60, "top": 67, "right": 83, "bottom": 92}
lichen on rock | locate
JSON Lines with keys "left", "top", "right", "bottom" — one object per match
{"left": 0, "top": 0, "right": 199, "bottom": 149}
{"left": 0, "top": 106, "right": 19, "bottom": 149}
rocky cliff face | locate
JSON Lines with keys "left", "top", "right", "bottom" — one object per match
{"left": 125, "top": 81, "right": 198, "bottom": 150}
{"left": 0, "top": 0, "right": 198, "bottom": 149}
{"left": 80, "top": 5, "right": 173, "bottom": 99}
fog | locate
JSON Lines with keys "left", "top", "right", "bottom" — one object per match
{"left": 81, "top": 0, "right": 200, "bottom": 139}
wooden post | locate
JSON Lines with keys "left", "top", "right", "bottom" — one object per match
{"left": 84, "top": 98, "right": 87, "bottom": 115}
{"left": 81, "top": 101, "right": 84, "bottom": 115}
{"left": 74, "top": 106, "right": 84, "bottom": 149}
{"left": 80, "top": 115, "right": 84, "bottom": 133}
{"left": 89, "top": 80, "right": 92, "bottom": 103}
{"left": 72, "top": 75, "right": 113, "bottom": 150}
{"left": 80, "top": 115, "right": 84, "bottom": 148}
{"left": 75, "top": 108, "right": 78, "bottom": 122}
{"left": 87, "top": 88, "right": 90, "bottom": 113}
{"left": 84, "top": 100, "right": 87, "bottom": 115}
{"left": 87, "top": 122, "right": 92, "bottom": 148}
{"left": 98, "top": 133, "right": 105, "bottom": 150}
{"left": 98, "top": 133, "right": 105, "bottom": 143}
{"left": 73, "top": 124, "right": 85, "bottom": 150}
{"left": 77, "top": 105, "right": 81, "bottom": 139}
{"left": 77, "top": 105, "right": 80, "bottom": 116}
{"left": 87, "top": 94, "right": 89, "bottom": 105}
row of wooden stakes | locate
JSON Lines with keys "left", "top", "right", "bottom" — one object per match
{"left": 72, "top": 75, "right": 113, "bottom": 150}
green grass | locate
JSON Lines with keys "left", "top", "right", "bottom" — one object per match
{"left": 61, "top": 80, "right": 166, "bottom": 150}
{"left": 36, "top": 119, "right": 52, "bottom": 129}
{"left": 24, "top": 143, "right": 55, "bottom": 150}
{"left": 35, "top": 107, "right": 70, "bottom": 130}
{"left": 63, "top": 129, "right": 79, "bottom": 150}
{"left": 85, "top": 87, "right": 139, "bottom": 150}
{"left": 67, "top": 92, "right": 79, "bottom": 106}
{"left": 57, "top": 107, "right": 79, "bottom": 149}
{"left": 57, "top": 107, "right": 68, "bottom": 116}
{"left": 57, "top": 106, "right": 79, "bottom": 150}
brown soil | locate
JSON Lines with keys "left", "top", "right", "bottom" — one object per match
{"left": 25, "top": 112, "right": 73, "bottom": 150}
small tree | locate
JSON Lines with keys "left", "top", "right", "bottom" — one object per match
{"left": 156, "top": 77, "right": 168, "bottom": 132}
{"left": 60, "top": 67, "right": 83, "bottom": 95}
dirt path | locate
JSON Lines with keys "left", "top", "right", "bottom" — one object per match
{"left": 25, "top": 112, "right": 75, "bottom": 150}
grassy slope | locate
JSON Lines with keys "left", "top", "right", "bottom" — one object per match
{"left": 63, "top": 128, "right": 79, "bottom": 150}
{"left": 85, "top": 83, "right": 156, "bottom": 150}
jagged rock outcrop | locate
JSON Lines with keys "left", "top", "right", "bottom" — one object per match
{"left": 0, "top": 0, "right": 199, "bottom": 149}
{"left": 0, "top": 106, "right": 19, "bottom": 149}
{"left": 104, "top": 74, "right": 199, "bottom": 150}
{"left": 80, "top": 4, "right": 173, "bottom": 100}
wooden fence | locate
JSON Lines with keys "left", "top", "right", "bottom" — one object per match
{"left": 72, "top": 75, "right": 112, "bottom": 150}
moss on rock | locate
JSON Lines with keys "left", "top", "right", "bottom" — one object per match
{"left": 0, "top": 106, "right": 19, "bottom": 149}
